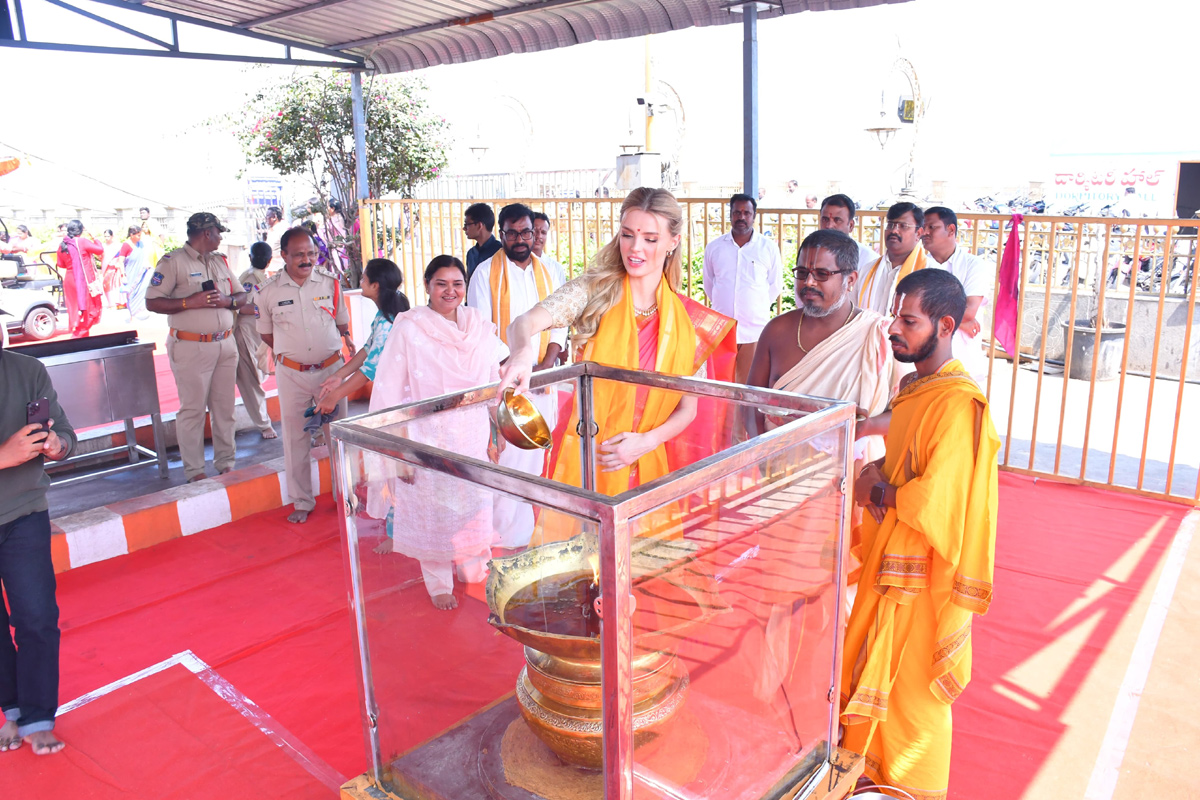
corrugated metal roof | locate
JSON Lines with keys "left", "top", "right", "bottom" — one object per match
{"left": 132, "top": 0, "right": 909, "bottom": 73}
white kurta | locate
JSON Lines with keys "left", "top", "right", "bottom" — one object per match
{"left": 857, "top": 240, "right": 879, "bottom": 270}
{"left": 929, "top": 246, "right": 993, "bottom": 387}
{"left": 466, "top": 254, "right": 566, "bottom": 549}
{"left": 702, "top": 231, "right": 784, "bottom": 344}
{"left": 857, "top": 255, "right": 904, "bottom": 316}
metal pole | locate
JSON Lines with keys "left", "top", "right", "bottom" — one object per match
{"left": 644, "top": 36, "right": 653, "bottom": 153}
{"left": 742, "top": 3, "right": 758, "bottom": 199}
{"left": 351, "top": 71, "right": 369, "bottom": 202}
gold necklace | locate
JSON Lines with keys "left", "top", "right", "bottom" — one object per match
{"left": 796, "top": 303, "right": 856, "bottom": 354}
{"left": 634, "top": 302, "right": 658, "bottom": 317}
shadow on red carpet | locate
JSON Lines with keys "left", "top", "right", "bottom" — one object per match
{"left": 950, "top": 472, "right": 1187, "bottom": 798}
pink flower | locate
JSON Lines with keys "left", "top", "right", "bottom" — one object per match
{"left": 265, "top": 131, "right": 272, "bottom": 138}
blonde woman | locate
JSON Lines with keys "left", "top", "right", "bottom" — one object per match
{"left": 499, "top": 187, "right": 736, "bottom": 498}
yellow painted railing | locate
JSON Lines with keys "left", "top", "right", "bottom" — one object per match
{"left": 360, "top": 198, "right": 1199, "bottom": 505}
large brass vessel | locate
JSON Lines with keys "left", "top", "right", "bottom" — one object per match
{"left": 486, "top": 534, "right": 725, "bottom": 769}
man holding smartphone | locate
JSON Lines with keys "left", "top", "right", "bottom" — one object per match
{"left": 0, "top": 337, "right": 75, "bottom": 755}
{"left": 146, "top": 212, "right": 250, "bottom": 483}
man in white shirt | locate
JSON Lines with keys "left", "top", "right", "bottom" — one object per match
{"left": 857, "top": 202, "right": 928, "bottom": 317}
{"left": 922, "top": 206, "right": 992, "bottom": 387}
{"left": 819, "top": 194, "right": 878, "bottom": 270}
{"left": 264, "top": 206, "right": 286, "bottom": 272}
{"left": 530, "top": 211, "right": 566, "bottom": 276}
{"left": 702, "top": 193, "right": 784, "bottom": 384}
{"left": 467, "top": 203, "right": 566, "bottom": 549}
{"left": 531, "top": 211, "right": 569, "bottom": 363}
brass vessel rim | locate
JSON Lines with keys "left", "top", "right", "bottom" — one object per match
{"left": 519, "top": 668, "right": 688, "bottom": 720}
{"left": 498, "top": 388, "right": 552, "bottom": 450}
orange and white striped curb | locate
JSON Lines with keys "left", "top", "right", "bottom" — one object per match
{"left": 49, "top": 455, "right": 333, "bottom": 574}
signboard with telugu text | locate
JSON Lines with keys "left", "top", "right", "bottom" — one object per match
{"left": 1046, "top": 155, "right": 1183, "bottom": 216}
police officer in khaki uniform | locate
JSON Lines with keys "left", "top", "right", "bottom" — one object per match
{"left": 254, "top": 227, "right": 353, "bottom": 524}
{"left": 146, "top": 212, "right": 250, "bottom": 482}
{"left": 234, "top": 241, "right": 277, "bottom": 440}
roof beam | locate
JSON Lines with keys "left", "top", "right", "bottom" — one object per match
{"left": 82, "top": 0, "right": 365, "bottom": 65}
{"left": 333, "top": 0, "right": 598, "bottom": 50}
{"left": 42, "top": 0, "right": 175, "bottom": 49}
{"left": 0, "top": 38, "right": 358, "bottom": 67}
{"left": 237, "top": 0, "right": 359, "bottom": 30}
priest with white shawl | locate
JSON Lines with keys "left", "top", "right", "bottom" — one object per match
{"left": 744, "top": 229, "right": 899, "bottom": 702}
{"left": 747, "top": 229, "right": 899, "bottom": 467}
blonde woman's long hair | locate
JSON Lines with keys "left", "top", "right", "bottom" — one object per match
{"left": 572, "top": 187, "right": 684, "bottom": 353}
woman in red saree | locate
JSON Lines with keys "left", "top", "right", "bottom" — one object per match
{"left": 56, "top": 219, "right": 104, "bottom": 337}
{"left": 499, "top": 187, "right": 736, "bottom": 503}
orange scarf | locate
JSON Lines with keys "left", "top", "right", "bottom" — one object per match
{"left": 489, "top": 251, "right": 552, "bottom": 360}
{"left": 554, "top": 276, "right": 696, "bottom": 496}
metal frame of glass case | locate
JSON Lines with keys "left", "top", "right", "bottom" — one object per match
{"left": 330, "top": 363, "right": 856, "bottom": 800}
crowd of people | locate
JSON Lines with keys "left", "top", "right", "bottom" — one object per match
{"left": 0, "top": 207, "right": 165, "bottom": 339}
{"left": 1, "top": 188, "right": 997, "bottom": 800}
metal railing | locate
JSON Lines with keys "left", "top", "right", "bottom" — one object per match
{"left": 360, "top": 198, "right": 1200, "bottom": 505}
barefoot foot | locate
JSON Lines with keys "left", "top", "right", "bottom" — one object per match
{"left": 24, "top": 730, "right": 64, "bottom": 755}
{"left": 287, "top": 509, "right": 309, "bottom": 524}
{"left": 0, "top": 720, "right": 21, "bottom": 752}
{"left": 431, "top": 593, "right": 458, "bottom": 610}
{"left": 372, "top": 538, "right": 394, "bottom": 554}
{"left": 260, "top": 427, "right": 278, "bottom": 439}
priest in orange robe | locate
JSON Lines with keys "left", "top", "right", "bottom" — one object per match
{"left": 844, "top": 268, "right": 1000, "bottom": 800}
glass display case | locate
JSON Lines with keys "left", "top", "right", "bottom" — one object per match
{"left": 331, "top": 363, "right": 860, "bottom": 800}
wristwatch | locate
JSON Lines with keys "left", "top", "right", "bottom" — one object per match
{"left": 869, "top": 481, "right": 889, "bottom": 507}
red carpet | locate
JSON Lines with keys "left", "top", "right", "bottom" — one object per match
{"left": 14, "top": 665, "right": 335, "bottom": 798}
{"left": 1, "top": 474, "right": 1189, "bottom": 797}
{"left": 950, "top": 473, "right": 1188, "bottom": 798}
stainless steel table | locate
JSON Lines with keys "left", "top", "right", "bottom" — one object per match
{"left": 14, "top": 330, "right": 169, "bottom": 484}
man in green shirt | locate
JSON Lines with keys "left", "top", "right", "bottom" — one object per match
{"left": 0, "top": 340, "right": 76, "bottom": 756}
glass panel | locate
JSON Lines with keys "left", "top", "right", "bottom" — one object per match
{"left": 584, "top": 376, "right": 811, "bottom": 498}
{"left": 337, "top": 440, "right": 603, "bottom": 799}
{"left": 624, "top": 420, "right": 849, "bottom": 799}
{"left": 335, "top": 367, "right": 851, "bottom": 800}
{"left": 364, "top": 375, "right": 588, "bottom": 493}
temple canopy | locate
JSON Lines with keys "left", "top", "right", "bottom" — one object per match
{"left": 2, "top": 0, "right": 908, "bottom": 72}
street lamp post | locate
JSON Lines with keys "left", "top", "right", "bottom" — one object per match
{"left": 864, "top": 57, "right": 925, "bottom": 201}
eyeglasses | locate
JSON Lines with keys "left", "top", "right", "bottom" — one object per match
{"left": 793, "top": 267, "right": 851, "bottom": 283}
{"left": 462, "top": 221, "right": 477, "bottom": 231}
{"left": 502, "top": 229, "right": 534, "bottom": 242}
{"left": 884, "top": 221, "right": 917, "bottom": 232}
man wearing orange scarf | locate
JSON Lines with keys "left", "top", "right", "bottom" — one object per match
{"left": 844, "top": 268, "right": 1000, "bottom": 800}
{"left": 466, "top": 203, "right": 565, "bottom": 548}
{"left": 857, "top": 202, "right": 928, "bottom": 316}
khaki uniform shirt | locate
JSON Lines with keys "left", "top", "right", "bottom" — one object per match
{"left": 146, "top": 243, "right": 239, "bottom": 335}
{"left": 253, "top": 267, "right": 348, "bottom": 362}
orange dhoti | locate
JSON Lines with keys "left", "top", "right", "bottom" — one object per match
{"left": 840, "top": 360, "right": 1000, "bottom": 800}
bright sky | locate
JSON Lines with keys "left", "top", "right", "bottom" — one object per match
{"left": 0, "top": 0, "right": 1195, "bottom": 212}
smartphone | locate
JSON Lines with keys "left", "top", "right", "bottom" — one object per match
{"left": 201, "top": 279, "right": 216, "bottom": 292}
{"left": 26, "top": 398, "right": 50, "bottom": 432}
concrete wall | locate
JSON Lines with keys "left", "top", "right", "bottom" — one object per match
{"left": 1017, "top": 288, "right": 1200, "bottom": 381}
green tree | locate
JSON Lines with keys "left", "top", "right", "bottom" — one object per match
{"left": 234, "top": 70, "right": 450, "bottom": 281}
